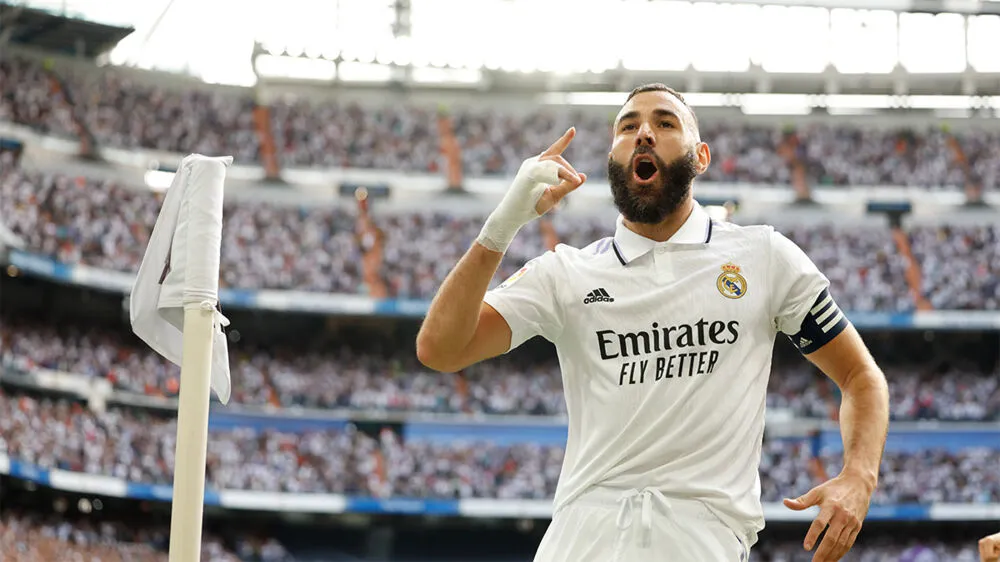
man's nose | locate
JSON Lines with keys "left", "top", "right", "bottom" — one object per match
{"left": 635, "top": 123, "right": 655, "bottom": 147}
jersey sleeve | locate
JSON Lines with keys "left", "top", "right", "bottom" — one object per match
{"left": 768, "top": 229, "right": 849, "bottom": 354}
{"left": 482, "top": 251, "right": 564, "bottom": 351}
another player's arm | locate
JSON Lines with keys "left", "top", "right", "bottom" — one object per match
{"left": 980, "top": 531, "right": 1000, "bottom": 562}
{"left": 417, "top": 129, "right": 585, "bottom": 373}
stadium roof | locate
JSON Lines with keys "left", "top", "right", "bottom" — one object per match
{"left": 5, "top": 0, "right": 1000, "bottom": 95}
{"left": 0, "top": 3, "right": 133, "bottom": 59}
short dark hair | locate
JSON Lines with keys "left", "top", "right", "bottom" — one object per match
{"left": 625, "top": 83, "right": 699, "bottom": 131}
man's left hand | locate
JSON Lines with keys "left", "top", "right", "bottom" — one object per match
{"left": 783, "top": 472, "right": 874, "bottom": 561}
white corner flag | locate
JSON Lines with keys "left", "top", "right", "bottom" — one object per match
{"left": 130, "top": 154, "right": 233, "bottom": 405}
{"left": 130, "top": 154, "right": 234, "bottom": 562}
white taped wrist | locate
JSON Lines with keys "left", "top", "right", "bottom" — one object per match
{"left": 477, "top": 215, "right": 525, "bottom": 253}
{"left": 477, "top": 157, "right": 561, "bottom": 253}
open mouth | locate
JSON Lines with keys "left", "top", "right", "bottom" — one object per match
{"left": 632, "top": 156, "right": 659, "bottom": 184}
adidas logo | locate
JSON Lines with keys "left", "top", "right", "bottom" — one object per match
{"left": 583, "top": 288, "right": 615, "bottom": 304}
{"left": 799, "top": 337, "right": 812, "bottom": 348}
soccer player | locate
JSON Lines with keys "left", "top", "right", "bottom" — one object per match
{"left": 417, "top": 84, "right": 890, "bottom": 562}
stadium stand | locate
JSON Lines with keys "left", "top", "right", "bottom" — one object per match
{"left": 3, "top": 315, "right": 998, "bottom": 420}
{"left": 2, "top": 13, "right": 998, "bottom": 558}
{"left": 2, "top": 390, "right": 998, "bottom": 505}
{"left": 4, "top": 159, "right": 997, "bottom": 309}
{"left": 3, "top": 52, "right": 1000, "bottom": 191}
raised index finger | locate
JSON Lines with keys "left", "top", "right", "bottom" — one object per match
{"left": 541, "top": 127, "right": 576, "bottom": 157}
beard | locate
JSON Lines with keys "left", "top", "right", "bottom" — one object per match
{"left": 607, "top": 148, "right": 699, "bottom": 224}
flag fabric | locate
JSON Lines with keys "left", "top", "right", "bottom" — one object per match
{"left": 130, "top": 154, "right": 233, "bottom": 405}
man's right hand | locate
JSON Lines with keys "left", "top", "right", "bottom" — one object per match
{"left": 476, "top": 127, "right": 587, "bottom": 253}
{"left": 981, "top": 531, "right": 1000, "bottom": 562}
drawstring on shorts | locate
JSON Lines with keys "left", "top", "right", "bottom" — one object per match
{"left": 615, "top": 487, "right": 671, "bottom": 549}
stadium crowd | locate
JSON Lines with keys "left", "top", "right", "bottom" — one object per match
{"left": 73, "top": 72, "right": 262, "bottom": 165}
{"left": 753, "top": 540, "right": 983, "bottom": 562}
{"left": 910, "top": 223, "right": 1000, "bottom": 311}
{"left": 3, "top": 35, "right": 999, "bottom": 562}
{"left": 3, "top": 319, "right": 998, "bottom": 421}
{"left": 0, "top": 509, "right": 291, "bottom": 562}
{"left": 0, "top": 56, "right": 79, "bottom": 140}
{"left": 4, "top": 53, "right": 1000, "bottom": 191}
{"left": 0, "top": 509, "right": 986, "bottom": 562}
{"left": 2, "top": 391, "right": 998, "bottom": 505}
{"left": 4, "top": 160, "right": 997, "bottom": 309}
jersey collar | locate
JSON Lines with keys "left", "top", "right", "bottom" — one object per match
{"left": 611, "top": 203, "right": 713, "bottom": 266}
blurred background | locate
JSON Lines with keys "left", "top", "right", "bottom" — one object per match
{"left": 0, "top": 0, "right": 998, "bottom": 560}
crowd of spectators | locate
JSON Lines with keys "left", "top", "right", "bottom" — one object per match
{"left": 778, "top": 223, "right": 915, "bottom": 313}
{"left": 3, "top": 44, "right": 998, "bottom": 562}
{"left": 4, "top": 319, "right": 998, "bottom": 421}
{"left": 1, "top": 507, "right": 985, "bottom": 562}
{"left": 0, "top": 164, "right": 365, "bottom": 293}
{"left": 0, "top": 56, "right": 78, "bottom": 139}
{"left": 0, "top": 509, "right": 290, "bottom": 562}
{"left": 6, "top": 160, "right": 995, "bottom": 309}
{"left": 2, "top": 391, "right": 998, "bottom": 505}
{"left": 72, "top": 72, "right": 261, "bottom": 164}
{"left": 759, "top": 437, "right": 1000, "bottom": 506}
{"left": 4, "top": 54, "right": 1000, "bottom": 191}
{"left": 909, "top": 224, "right": 1000, "bottom": 311}
{"left": 751, "top": 539, "right": 983, "bottom": 562}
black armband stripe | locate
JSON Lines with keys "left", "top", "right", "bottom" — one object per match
{"left": 789, "top": 287, "right": 849, "bottom": 354}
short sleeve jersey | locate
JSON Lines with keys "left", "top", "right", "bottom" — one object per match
{"left": 483, "top": 204, "right": 835, "bottom": 546}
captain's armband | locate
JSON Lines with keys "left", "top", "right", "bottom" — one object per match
{"left": 786, "top": 288, "right": 849, "bottom": 354}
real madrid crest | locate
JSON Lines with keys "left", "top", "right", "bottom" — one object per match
{"left": 717, "top": 263, "right": 747, "bottom": 299}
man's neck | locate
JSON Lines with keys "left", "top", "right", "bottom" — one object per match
{"left": 622, "top": 198, "right": 695, "bottom": 242}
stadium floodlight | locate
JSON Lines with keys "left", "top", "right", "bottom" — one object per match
{"left": 321, "top": 44, "right": 341, "bottom": 61}
{"left": 338, "top": 62, "right": 394, "bottom": 82}
{"left": 825, "top": 95, "right": 896, "bottom": 110}
{"left": 967, "top": 15, "right": 1000, "bottom": 72}
{"left": 682, "top": 93, "right": 732, "bottom": 108}
{"left": 131, "top": 155, "right": 234, "bottom": 562}
{"left": 411, "top": 67, "right": 482, "bottom": 84}
{"left": 905, "top": 95, "right": 977, "bottom": 109}
{"left": 254, "top": 55, "right": 336, "bottom": 81}
{"left": 540, "top": 91, "right": 732, "bottom": 108}
{"left": 393, "top": 51, "right": 413, "bottom": 67}
{"left": 741, "top": 93, "right": 813, "bottom": 115}
{"left": 304, "top": 44, "right": 324, "bottom": 60}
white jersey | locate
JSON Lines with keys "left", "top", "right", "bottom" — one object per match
{"left": 483, "top": 204, "right": 831, "bottom": 546}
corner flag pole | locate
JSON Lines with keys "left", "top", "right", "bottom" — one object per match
{"left": 129, "top": 154, "right": 234, "bottom": 562}
{"left": 168, "top": 157, "right": 229, "bottom": 562}
{"left": 169, "top": 301, "right": 217, "bottom": 561}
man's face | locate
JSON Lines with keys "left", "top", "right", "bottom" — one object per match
{"left": 607, "top": 91, "right": 710, "bottom": 223}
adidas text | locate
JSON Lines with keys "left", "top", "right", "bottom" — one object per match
{"left": 584, "top": 288, "right": 615, "bottom": 304}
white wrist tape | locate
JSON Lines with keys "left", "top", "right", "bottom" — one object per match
{"left": 477, "top": 157, "right": 561, "bottom": 253}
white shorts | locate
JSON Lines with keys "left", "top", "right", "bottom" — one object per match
{"left": 533, "top": 487, "right": 750, "bottom": 562}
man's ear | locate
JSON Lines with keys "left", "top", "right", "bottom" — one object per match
{"left": 696, "top": 142, "right": 711, "bottom": 175}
